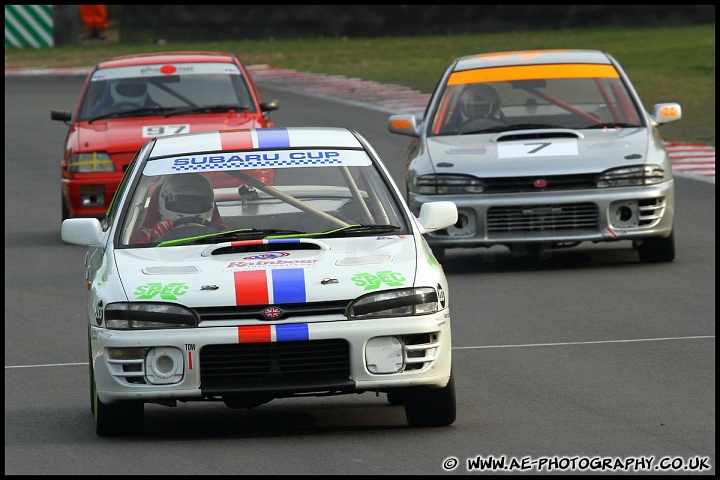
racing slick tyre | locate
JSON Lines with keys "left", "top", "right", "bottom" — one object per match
{"left": 637, "top": 230, "right": 675, "bottom": 263}
{"left": 403, "top": 371, "right": 456, "bottom": 428}
{"left": 61, "top": 195, "right": 70, "bottom": 222}
{"left": 386, "top": 389, "right": 407, "bottom": 406}
{"left": 430, "top": 245, "right": 446, "bottom": 263}
{"left": 154, "top": 220, "right": 220, "bottom": 242}
{"left": 93, "top": 376, "right": 144, "bottom": 436}
{"left": 459, "top": 117, "right": 506, "bottom": 133}
{"left": 88, "top": 334, "right": 94, "bottom": 414}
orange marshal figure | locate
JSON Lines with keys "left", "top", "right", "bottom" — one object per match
{"left": 78, "top": 5, "right": 109, "bottom": 40}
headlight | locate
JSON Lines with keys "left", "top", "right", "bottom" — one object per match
{"left": 347, "top": 287, "right": 439, "bottom": 319}
{"left": 104, "top": 302, "right": 198, "bottom": 329}
{"left": 416, "top": 174, "right": 484, "bottom": 194}
{"left": 69, "top": 152, "right": 115, "bottom": 173}
{"left": 596, "top": 165, "right": 667, "bottom": 187}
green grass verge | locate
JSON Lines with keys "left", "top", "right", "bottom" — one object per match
{"left": 5, "top": 25, "right": 714, "bottom": 146}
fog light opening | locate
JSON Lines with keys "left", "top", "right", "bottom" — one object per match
{"left": 153, "top": 355, "right": 176, "bottom": 378}
{"left": 79, "top": 185, "right": 106, "bottom": 207}
{"left": 145, "top": 347, "right": 184, "bottom": 384}
{"left": 446, "top": 210, "right": 475, "bottom": 237}
{"left": 610, "top": 200, "right": 639, "bottom": 228}
{"left": 616, "top": 206, "right": 633, "bottom": 222}
{"left": 366, "top": 336, "right": 404, "bottom": 374}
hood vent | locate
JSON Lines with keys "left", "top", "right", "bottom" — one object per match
{"left": 210, "top": 241, "right": 323, "bottom": 256}
{"left": 496, "top": 130, "right": 580, "bottom": 142}
{"left": 202, "top": 238, "right": 331, "bottom": 257}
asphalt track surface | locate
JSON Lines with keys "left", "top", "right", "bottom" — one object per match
{"left": 5, "top": 64, "right": 716, "bottom": 184}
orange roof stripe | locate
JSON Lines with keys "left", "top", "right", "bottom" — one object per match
{"left": 447, "top": 64, "right": 619, "bottom": 85}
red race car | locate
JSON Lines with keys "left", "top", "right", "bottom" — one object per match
{"left": 51, "top": 51, "right": 279, "bottom": 220}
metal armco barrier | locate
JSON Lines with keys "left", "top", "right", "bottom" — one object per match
{"left": 5, "top": 5, "right": 53, "bottom": 48}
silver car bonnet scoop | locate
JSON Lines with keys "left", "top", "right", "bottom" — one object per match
{"left": 492, "top": 129, "right": 583, "bottom": 142}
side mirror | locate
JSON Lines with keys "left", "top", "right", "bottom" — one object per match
{"left": 260, "top": 100, "right": 279, "bottom": 113}
{"left": 61, "top": 218, "right": 105, "bottom": 246}
{"left": 260, "top": 100, "right": 279, "bottom": 121}
{"left": 416, "top": 201, "right": 458, "bottom": 234}
{"left": 51, "top": 110, "right": 72, "bottom": 126}
{"left": 650, "top": 103, "right": 682, "bottom": 126}
{"left": 388, "top": 114, "right": 421, "bottom": 137}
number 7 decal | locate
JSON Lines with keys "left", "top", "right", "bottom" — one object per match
{"left": 498, "top": 138, "right": 578, "bottom": 158}
{"left": 525, "top": 142, "right": 551, "bottom": 154}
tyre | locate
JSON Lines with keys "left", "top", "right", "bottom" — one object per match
{"left": 637, "top": 230, "right": 675, "bottom": 263}
{"left": 404, "top": 371, "right": 456, "bottom": 428}
{"left": 61, "top": 195, "right": 70, "bottom": 222}
{"left": 88, "top": 332, "right": 94, "bottom": 414}
{"left": 430, "top": 244, "right": 446, "bottom": 263}
{"left": 93, "top": 377, "right": 144, "bottom": 436}
{"left": 386, "top": 389, "right": 407, "bottom": 406}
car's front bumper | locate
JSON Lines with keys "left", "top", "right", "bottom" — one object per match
{"left": 91, "top": 310, "right": 452, "bottom": 405}
{"left": 62, "top": 172, "right": 122, "bottom": 218}
{"left": 410, "top": 180, "right": 675, "bottom": 250}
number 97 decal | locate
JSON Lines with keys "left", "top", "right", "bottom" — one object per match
{"left": 143, "top": 124, "right": 191, "bottom": 137}
{"left": 498, "top": 137, "right": 578, "bottom": 159}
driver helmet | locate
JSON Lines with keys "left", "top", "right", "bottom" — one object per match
{"left": 460, "top": 83, "right": 501, "bottom": 119}
{"left": 110, "top": 78, "right": 148, "bottom": 107}
{"left": 158, "top": 173, "right": 215, "bottom": 223}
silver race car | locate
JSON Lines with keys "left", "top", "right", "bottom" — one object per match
{"left": 389, "top": 49, "right": 681, "bottom": 262}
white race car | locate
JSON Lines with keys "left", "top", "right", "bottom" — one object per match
{"left": 62, "top": 126, "right": 458, "bottom": 435}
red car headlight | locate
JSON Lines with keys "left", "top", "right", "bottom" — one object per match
{"left": 69, "top": 152, "right": 115, "bottom": 173}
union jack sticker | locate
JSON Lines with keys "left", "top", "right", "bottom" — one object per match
{"left": 263, "top": 306, "right": 283, "bottom": 319}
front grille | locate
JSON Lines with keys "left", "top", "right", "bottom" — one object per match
{"left": 482, "top": 173, "right": 597, "bottom": 193}
{"left": 200, "top": 339, "right": 352, "bottom": 395}
{"left": 487, "top": 203, "right": 598, "bottom": 233}
{"left": 194, "top": 300, "right": 350, "bottom": 322}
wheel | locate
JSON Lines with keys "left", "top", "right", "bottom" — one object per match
{"left": 172, "top": 216, "right": 216, "bottom": 228}
{"left": 430, "top": 244, "right": 446, "bottom": 263}
{"left": 92, "top": 375, "right": 144, "bottom": 436}
{"left": 154, "top": 217, "right": 219, "bottom": 242}
{"left": 61, "top": 195, "right": 70, "bottom": 222}
{"left": 403, "top": 371, "right": 456, "bottom": 428}
{"left": 459, "top": 117, "right": 505, "bottom": 133}
{"left": 386, "top": 389, "right": 407, "bottom": 406}
{"left": 110, "top": 101, "right": 148, "bottom": 111}
{"left": 88, "top": 329, "right": 94, "bottom": 413}
{"left": 637, "top": 230, "right": 675, "bottom": 263}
